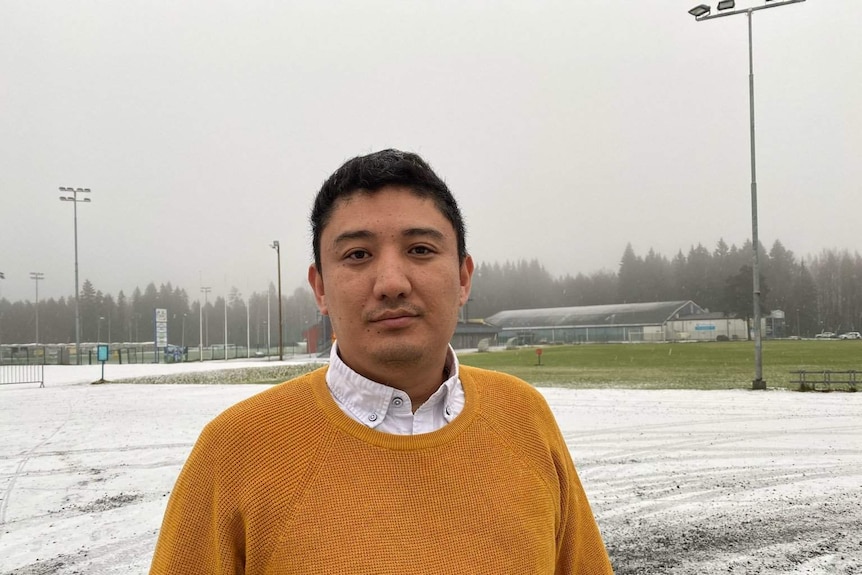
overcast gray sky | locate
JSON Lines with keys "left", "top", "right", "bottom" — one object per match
{"left": 2, "top": 0, "right": 859, "bottom": 303}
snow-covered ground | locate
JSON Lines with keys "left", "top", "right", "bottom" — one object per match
{"left": 1, "top": 361, "right": 860, "bottom": 574}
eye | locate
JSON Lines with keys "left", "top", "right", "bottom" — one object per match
{"left": 345, "top": 249, "right": 370, "bottom": 261}
{"left": 409, "top": 245, "right": 436, "bottom": 256}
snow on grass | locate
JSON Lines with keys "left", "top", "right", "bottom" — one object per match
{"left": 2, "top": 360, "right": 861, "bottom": 574}
{"left": 112, "top": 363, "right": 323, "bottom": 385}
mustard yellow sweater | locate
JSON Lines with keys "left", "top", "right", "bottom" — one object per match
{"left": 149, "top": 365, "right": 613, "bottom": 574}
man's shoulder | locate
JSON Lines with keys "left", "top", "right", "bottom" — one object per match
{"left": 460, "top": 364, "right": 547, "bottom": 403}
{"left": 459, "top": 366, "right": 571, "bottom": 479}
{"left": 461, "top": 365, "right": 558, "bottom": 422}
{"left": 204, "top": 365, "right": 328, "bottom": 439}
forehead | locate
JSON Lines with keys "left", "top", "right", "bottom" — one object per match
{"left": 324, "top": 186, "right": 453, "bottom": 235}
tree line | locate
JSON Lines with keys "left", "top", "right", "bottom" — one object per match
{"left": 0, "top": 279, "right": 319, "bottom": 349}
{"left": 469, "top": 239, "right": 859, "bottom": 337}
{"left": 1, "top": 238, "right": 860, "bottom": 345}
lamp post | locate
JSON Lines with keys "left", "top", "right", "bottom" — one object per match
{"left": 0, "top": 271, "right": 5, "bottom": 347}
{"left": 30, "top": 272, "right": 44, "bottom": 343}
{"left": 266, "top": 292, "right": 272, "bottom": 358}
{"left": 59, "top": 187, "right": 91, "bottom": 364}
{"left": 270, "top": 241, "right": 283, "bottom": 361}
{"left": 198, "top": 298, "right": 204, "bottom": 362}
{"left": 223, "top": 276, "right": 230, "bottom": 360}
{"left": 200, "top": 286, "right": 211, "bottom": 361}
{"left": 98, "top": 316, "right": 105, "bottom": 345}
{"left": 686, "top": 0, "right": 805, "bottom": 390}
{"left": 223, "top": 293, "right": 228, "bottom": 361}
{"left": 245, "top": 294, "right": 250, "bottom": 359}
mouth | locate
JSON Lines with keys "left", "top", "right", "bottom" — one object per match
{"left": 369, "top": 308, "right": 420, "bottom": 329}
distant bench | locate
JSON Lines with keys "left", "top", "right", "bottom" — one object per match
{"left": 0, "top": 364, "right": 45, "bottom": 387}
{"left": 790, "top": 370, "right": 858, "bottom": 392}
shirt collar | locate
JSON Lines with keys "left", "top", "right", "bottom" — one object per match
{"left": 326, "top": 341, "right": 462, "bottom": 429}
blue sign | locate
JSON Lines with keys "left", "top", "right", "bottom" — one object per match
{"left": 97, "top": 344, "right": 109, "bottom": 362}
{"left": 694, "top": 324, "right": 716, "bottom": 331}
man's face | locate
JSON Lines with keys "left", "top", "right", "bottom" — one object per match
{"left": 308, "top": 186, "right": 473, "bottom": 383}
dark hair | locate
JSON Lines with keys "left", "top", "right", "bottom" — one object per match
{"left": 311, "top": 149, "right": 467, "bottom": 270}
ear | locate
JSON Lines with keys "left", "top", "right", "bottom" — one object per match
{"left": 459, "top": 254, "right": 474, "bottom": 307}
{"left": 308, "top": 263, "right": 328, "bottom": 315}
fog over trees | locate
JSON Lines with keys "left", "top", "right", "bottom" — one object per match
{"left": 1, "top": 239, "right": 860, "bottom": 345}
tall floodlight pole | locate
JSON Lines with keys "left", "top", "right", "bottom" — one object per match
{"left": 198, "top": 297, "right": 204, "bottom": 362}
{"left": 223, "top": 278, "right": 229, "bottom": 361}
{"left": 0, "top": 272, "right": 6, "bottom": 348}
{"left": 687, "top": 0, "right": 805, "bottom": 390}
{"left": 245, "top": 293, "right": 251, "bottom": 359}
{"left": 0, "top": 271, "right": 5, "bottom": 347}
{"left": 270, "top": 241, "right": 283, "bottom": 361}
{"left": 201, "top": 286, "right": 211, "bottom": 354}
{"left": 30, "top": 272, "right": 44, "bottom": 343}
{"left": 266, "top": 291, "right": 271, "bottom": 358}
{"left": 59, "top": 187, "right": 91, "bottom": 364}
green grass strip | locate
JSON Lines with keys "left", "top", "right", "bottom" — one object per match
{"left": 457, "top": 340, "right": 862, "bottom": 390}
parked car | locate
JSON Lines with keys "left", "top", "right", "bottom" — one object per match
{"left": 839, "top": 331, "right": 861, "bottom": 340}
{"left": 815, "top": 332, "right": 837, "bottom": 339}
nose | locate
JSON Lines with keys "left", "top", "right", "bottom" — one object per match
{"left": 372, "top": 250, "right": 412, "bottom": 300}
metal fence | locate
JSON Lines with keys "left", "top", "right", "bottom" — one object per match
{"left": 0, "top": 363, "right": 45, "bottom": 387}
{"left": 0, "top": 344, "right": 267, "bottom": 366}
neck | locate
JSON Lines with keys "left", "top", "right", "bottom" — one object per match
{"left": 338, "top": 345, "right": 452, "bottom": 411}
{"left": 373, "top": 360, "right": 449, "bottom": 412}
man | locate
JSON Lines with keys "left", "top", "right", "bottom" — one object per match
{"left": 149, "top": 149, "right": 613, "bottom": 574}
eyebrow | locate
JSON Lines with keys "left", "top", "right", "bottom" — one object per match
{"left": 332, "top": 227, "right": 446, "bottom": 246}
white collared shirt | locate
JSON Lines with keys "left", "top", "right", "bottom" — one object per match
{"left": 325, "top": 342, "right": 465, "bottom": 435}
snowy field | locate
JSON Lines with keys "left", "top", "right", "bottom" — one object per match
{"left": 1, "top": 361, "right": 860, "bottom": 574}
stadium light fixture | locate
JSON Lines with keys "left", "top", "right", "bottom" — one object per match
{"left": 686, "top": 0, "right": 806, "bottom": 389}
{"left": 270, "top": 240, "right": 283, "bottom": 361}
{"left": 30, "top": 272, "right": 44, "bottom": 343}
{"left": 59, "top": 186, "right": 91, "bottom": 364}
{"left": 688, "top": 5, "right": 711, "bottom": 17}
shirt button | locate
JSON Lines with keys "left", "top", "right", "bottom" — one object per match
{"left": 393, "top": 397, "right": 403, "bottom": 407}
{"left": 368, "top": 413, "right": 378, "bottom": 422}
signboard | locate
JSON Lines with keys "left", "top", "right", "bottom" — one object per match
{"left": 154, "top": 308, "right": 168, "bottom": 348}
{"left": 156, "top": 323, "right": 168, "bottom": 347}
{"left": 694, "top": 324, "right": 716, "bottom": 331}
{"left": 97, "top": 343, "right": 110, "bottom": 383}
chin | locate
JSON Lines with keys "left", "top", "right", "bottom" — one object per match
{"left": 371, "top": 342, "right": 427, "bottom": 366}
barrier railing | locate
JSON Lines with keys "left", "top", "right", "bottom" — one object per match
{"left": 0, "top": 364, "right": 45, "bottom": 387}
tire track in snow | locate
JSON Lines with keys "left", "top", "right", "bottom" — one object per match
{"left": 0, "top": 398, "right": 74, "bottom": 533}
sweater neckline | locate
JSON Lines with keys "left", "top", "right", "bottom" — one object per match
{"left": 309, "top": 366, "right": 480, "bottom": 450}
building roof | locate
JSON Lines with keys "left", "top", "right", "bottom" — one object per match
{"left": 485, "top": 301, "right": 705, "bottom": 329}
{"left": 453, "top": 321, "right": 501, "bottom": 335}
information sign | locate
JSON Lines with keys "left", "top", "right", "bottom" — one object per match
{"left": 154, "top": 308, "right": 169, "bottom": 348}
